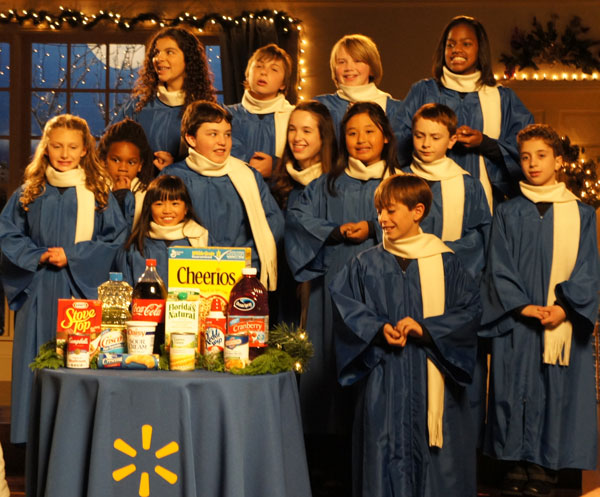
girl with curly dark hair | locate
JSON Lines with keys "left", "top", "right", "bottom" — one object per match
{"left": 112, "top": 27, "right": 216, "bottom": 172}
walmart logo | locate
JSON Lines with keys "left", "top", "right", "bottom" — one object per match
{"left": 112, "top": 424, "right": 179, "bottom": 496}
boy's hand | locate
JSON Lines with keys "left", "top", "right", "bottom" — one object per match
{"left": 383, "top": 318, "right": 423, "bottom": 347}
{"left": 540, "top": 305, "right": 567, "bottom": 328}
{"left": 520, "top": 305, "right": 547, "bottom": 321}
{"left": 249, "top": 152, "right": 273, "bottom": 178}
{"left": 456, "top": 125, "right": 483, "bottom": 148}
{"left": 40, "top": 251, "right": 51, "bottom": 264}
{"left": 46, "top": 247, "right": 68, "bottom": 268}
{"left": 153, "top": 150, "right": 174, "bottom": 171}
{"left": 340, "top": 221, "right": 369, "bottom": 243}
{"left": 113, "top": 175, "right": 132, "bottom": 191}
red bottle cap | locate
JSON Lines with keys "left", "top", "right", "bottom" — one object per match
{"left": 145, "top": 259, "right": 157, "bottom": 267}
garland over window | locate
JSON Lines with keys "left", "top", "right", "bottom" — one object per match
{"left": 500, "top": 15, "right": 600, "bottom": 78}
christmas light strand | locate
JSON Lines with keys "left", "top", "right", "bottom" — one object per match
{"left": 0, "top": 7, "right": 302, "bottom": 33}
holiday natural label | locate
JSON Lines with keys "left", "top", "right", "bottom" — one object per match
{"left": 168, "top": 247, "right": 251, "bottom": 330}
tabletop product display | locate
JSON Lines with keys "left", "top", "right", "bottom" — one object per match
{"left": 27, "top": 368, "right": 312, "bottom": 497}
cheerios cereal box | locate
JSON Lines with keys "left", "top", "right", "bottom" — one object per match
{"left": 168, "top": 247, "right": 250, "bottom": 331}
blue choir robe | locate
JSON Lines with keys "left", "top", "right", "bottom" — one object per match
{"left": 0, "top": 186, "right": 127, "bottom": 443}
{"left": 329, "top": 246, "right": 481, "bottom": 497}
{"left": 481, "top": 196, "right": 599, "bottom": 470}
{"left": 315, "top": 93, "right": 404, "bottom": 144}
{"left": 285, "top": 172, "right": 382, "bottom": 434}
{"left": 401, "top": 167, "right": 491, "bottom": 281}
{"left": 226, "top": 104, "right": 277, "bottom": 164}
{"left": 113, "top": 97, "right": 186, "bottom": 163}
{"left": 160, "top": 161, "right": 284, "bottom": 275}
{"left": 115, "top": 237, "right": 191, "bottom": 287}
{"left": 398, "top": 80, "right": 534, "bottom": 196}
{"left": 275, "top": 183, "right": 318, "bottom": 327}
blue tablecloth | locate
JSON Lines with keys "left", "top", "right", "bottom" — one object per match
{"left": 26, "top": 368, "right": 312, "bottom": 497}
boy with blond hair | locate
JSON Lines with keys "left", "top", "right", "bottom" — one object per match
{"left": 226, "top": 44, "right": 294, "bottom": 178}
{"left": 330, "top": 174, "right": 481, "bottom": 497}
{"left": 482, "top": 123, "right": 599, "bottom": 497}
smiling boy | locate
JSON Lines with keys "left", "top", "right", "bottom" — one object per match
{"left": 226, "top": 44, "right": 294, "bottom": 178}
{"left": 161, "top": 100, "right": 284, "bottom": 290}
{"left": 330, "top": 174, "right": 481, "bottom": 497}
{"left": 482, "top": 124, "right": 600, "bottom": 497}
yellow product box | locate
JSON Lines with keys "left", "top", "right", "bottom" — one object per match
{"left": 167, "top": 246, "right": 251, "bottom": 331}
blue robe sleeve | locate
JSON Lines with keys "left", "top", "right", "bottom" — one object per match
{"left": 255, "top": 169, "right": 284, "bottom": 243}
{"left": 555, "top": 204, "right": 600, "bottom": 336}
{"left": 480, "top": 202, "right": 540, "bottom": 337}
{"left": 420, "top": 254, "right": 481, "bottom": 385}
{"left": 0, "top": 188, "right": 48, "bottom": 309}
{"left": 227, "top": 104, "right": 278, "bottom": 164}
{"left": 63, "top": 194, "right": 128, "bottom": 299}
{"left": 285, "top": 180, "right": 338, "bottom": 281}
{"left": 329, "top": 256, "right": 394, "bottom": 386}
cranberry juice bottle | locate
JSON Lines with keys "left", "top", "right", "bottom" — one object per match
{"left": 227, "top": 267, "right": 269, "bottom": 361}
{"left": 132, "top": 259, "right": 167, "bottom": 354}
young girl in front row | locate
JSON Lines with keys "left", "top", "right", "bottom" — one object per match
{"left": 270, "top": 100, "right": 338, "bottom": 326}
{"left": 98, "top": 118, "right": 154, "bottom": 228}
{"left": 285, "top": 101, "right": 400, "bottom": 490}
{"left": 115, "top": 175, "right": 208, "bottom": 285}
{"left": 0, "top": 115, "right": 127, "bottom": 443}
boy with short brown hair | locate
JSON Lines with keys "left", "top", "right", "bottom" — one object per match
{"left": 330, "top": 174, "right": 481, "bottom": 497}
{"left": 482, "top": 123, "right": 600, "bottom": 497}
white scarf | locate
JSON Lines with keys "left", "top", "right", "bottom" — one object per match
{"left": 241, "top": 90, "right": 294, "bottom": 158}
{"left": 410, "top": 155, "right": 468, "bottom": 241}
{"left": 129, "top": 177, "right": 146, "bottom": 229}
{"left": 285, "top": 161, "right": 323, "bottom": 186}
{"left": 345, "top": 157, "right": 386, "bottom": 181}
{"left": 441, "top": 67, "right": 501, "bottom": 212}
{"left": 45, "top": 165, "right": 95, "bottom": 243}
{"left": 185, "top": 148, "right": 278, "bottom": 290}
{"left": 519, "top": 181, "right": 580, "bottom": 366}
{"left": 156, "top": 84, "right": 185, "bottom": 107}
{"left": 149, "top": 219, "right": 209, "bottom": 248}
{"left": 336, "top": 82, "right": 391, "bottom": 111}
{"left": 383, "top": 232, "right": 453, "bottom": 447}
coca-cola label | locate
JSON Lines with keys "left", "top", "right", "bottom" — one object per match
{"left": 132, "top": 299, "right": 165, "bottom": 323}
{"left": 232, "top": 297, "right": 255, "bottom": 312}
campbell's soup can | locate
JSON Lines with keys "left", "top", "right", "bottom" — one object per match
{"left": 67, "top": 334, "right": 90, "bottom": 368}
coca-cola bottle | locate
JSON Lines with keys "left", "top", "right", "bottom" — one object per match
{"left": 132, "top": 259, "right": 167, "bottom": 354}
{"left": 227, "top": 267, "right": 269, "bottom": 361}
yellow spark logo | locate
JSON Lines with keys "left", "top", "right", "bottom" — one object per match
{"left": 112, "top": 424, "right": 179, "bottom": 496}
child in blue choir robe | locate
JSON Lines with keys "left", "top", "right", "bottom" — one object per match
{"left": 98, "top": 118, "right": 155, "bottom": 228}
{"left": 404, "top": 103, "right": 491, "bottom": 445}
{"left": 270, "top": 100, "right": 338, "bottom": 327}
{"left": 330, "top": 174, "right": 481, "bottom": 497}
{"left": 113, "top": 27, "right": 216, "bottom": 172}
{"left": 115, "top": 175, "right": 208, "bottom": 285}
{"left": 226, "top": 44, "right": 294, "bottom": 178}
{"left": 0, "top": 115, "right": 127, "bottom": 443}
{"left": 398, "top": 16, "right": 533, "bottom": 208}
{"left": 315, "top": 34, "right": 404, "bottom": 144}
{"left": 481, "top": 124, "right": 600, "bottom": 497}
{"left": 161, "top": 100, "right": 283, "bottom": 291}
{"left": 285, "top": 102, "right": 400, "bottom": 438}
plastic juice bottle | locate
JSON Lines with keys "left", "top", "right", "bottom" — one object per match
{"left": 132, "top": 259, "right": 167, "bottom": 354}
{"left": 226, "top": 267, "right": 269, "bottom": 362}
